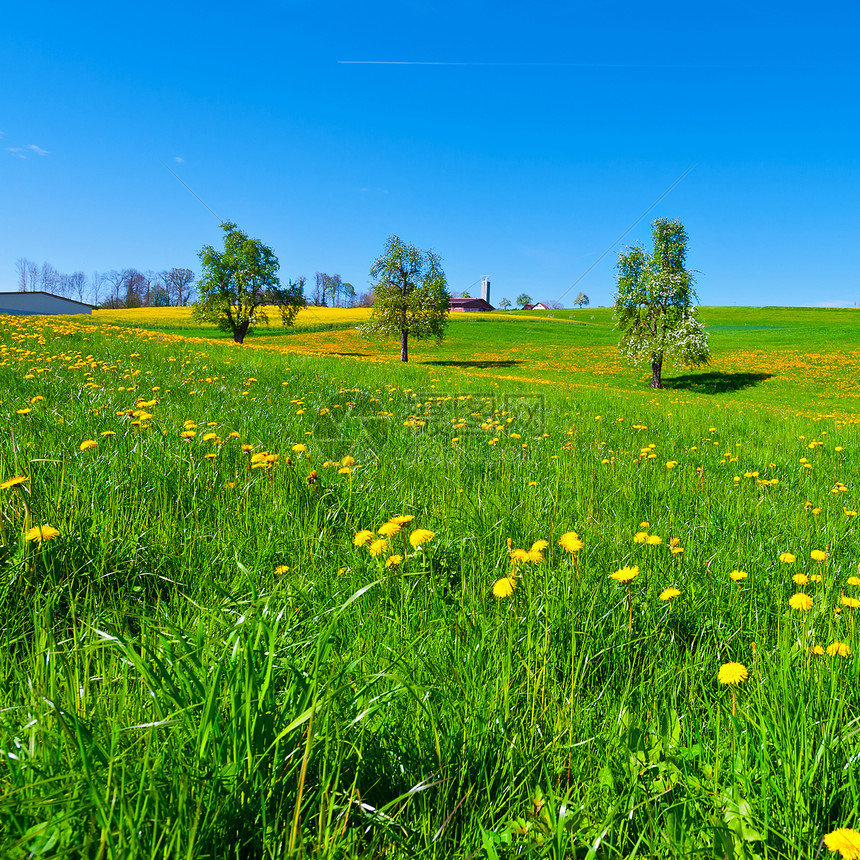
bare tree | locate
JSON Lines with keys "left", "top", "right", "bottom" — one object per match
{"left": 69, "top": 272, "right": 87, "bottom": 302}
{"left": 102, "top": 270, "right": 125, "bottom": 308}
{"left": 122, "top": 269, "right": 146, "bottom": 308}
{"left": 26, "top": 261, "right": 39, "bottom": 292}
{"left": 15, "top": 258, "right": 30, "bottom": 292}
{"left": 90, "top": 271, "right": 105, "bottom": 306}
{"left": 161, "top": 267, "right": 195, "bottom": 306}
{"left": 39, "top": 262, "right": 61, "bottom": 295}
{"left": 312, "top": 272, "right": 326, "bottom": 306}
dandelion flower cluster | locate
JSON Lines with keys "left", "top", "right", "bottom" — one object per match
{"left": 825, "top": 828, "right": 860, "bottom": 859}
{"left": 718, "top": 662, "right": 748, "bottom": 685}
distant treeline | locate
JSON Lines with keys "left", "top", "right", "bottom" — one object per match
{"left": 15, "top": 258, "right": 195, "bottom": 308}
{"left": 13, "top": 260, "right": 373, "bottom": 310}
{"left": 308, "top": 272, "right": 373, "bottom": 308}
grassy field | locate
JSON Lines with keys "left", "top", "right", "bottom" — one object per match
{"left": 1, "top": 307, "right": 859, "bottom": 858}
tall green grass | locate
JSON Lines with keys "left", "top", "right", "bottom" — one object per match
{"left": 1, "top": 313, "right": 859, "bottom": 858}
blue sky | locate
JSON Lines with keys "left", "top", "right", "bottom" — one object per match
{"left": 2, "top": 0, "right": 858, "bottom": 307}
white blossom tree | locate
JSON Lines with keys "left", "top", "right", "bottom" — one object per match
{"left": 613, "top": 218, "right": 710, "bottom": 389}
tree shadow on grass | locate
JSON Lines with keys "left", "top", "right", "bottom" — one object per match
{"left": 663, "top": 371, "right": 772, "bottom": 393}
{"left": 423, "top": 359, "right": 524, "bottom": 369}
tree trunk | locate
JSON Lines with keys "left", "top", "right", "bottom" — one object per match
{"left": 400, "top": 330, "right": 408, "bottom": 362}
{"left": 651, "top": 357, "right": 663, "bottom": 389}
{"left": 234, "top": 321, "right": 249, "bottom": 344}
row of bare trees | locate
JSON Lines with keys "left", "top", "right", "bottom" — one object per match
{"left": 14, "top": 258, "right": 195, "bottom": 308}
{"left": 309, "top": 272, "right": 373, "bottom": 307}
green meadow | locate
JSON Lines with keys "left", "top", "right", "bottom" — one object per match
{"left": 1, "top": 307, "right": 859, "bottom": 858}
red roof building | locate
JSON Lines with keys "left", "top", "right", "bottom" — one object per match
{"left": 449, "top": 297, "right": 495, "bottom": 312}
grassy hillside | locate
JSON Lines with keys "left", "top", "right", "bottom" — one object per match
{"left": 1, "top": 309, "right": 859, "bottom": 858}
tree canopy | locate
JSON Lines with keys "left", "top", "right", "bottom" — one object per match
{"left": 360, "top": 235, "right": 449, "bottom": 362}
{"left": 516, "top": 293, "right": 532, "bottom": 309}
{"left": 193, "top": 222, "right": 305, "bottom": 344}
{"left": 613, "top": 218, "right": 710, "bottom": 388}
{"left": 573, "top": 292, "right": 590, "bottom": 308}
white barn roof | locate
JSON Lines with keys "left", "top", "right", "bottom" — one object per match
{"left": 0, "top": 291, "right": 98, "bottom": 316}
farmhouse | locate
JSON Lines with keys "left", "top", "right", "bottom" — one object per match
{"left": 523, "top": 302, "right": 550, "bottom": 310}
{"left": 449, "top": 275, "right": 494, "bottom": 312}
{"left": 449, "top": 297, "right": 494, "bottom": 312}
{"left": 0, "top": 291, "right": 97, "bottom": 316}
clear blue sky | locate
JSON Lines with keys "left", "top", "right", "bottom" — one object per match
{"left": 2, "top": 0, "right": 858, "bottom": 307}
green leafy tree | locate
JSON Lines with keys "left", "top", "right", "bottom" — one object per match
{"left": 613, "top": 218, "right": 709, "bottom": 389}
{"left": 498, "top": 297, "right": 511, "bottom": 310}
{"left": 361, "top": 235, "right": 449, "bottom": 362}
{"left": 516, "top": 293, "right": 532, "bottom": 309}
{"left": 193, "top": 222, "right": 305, "bottom": 344}
{"left": 573, "top": 292, "right": 590, "bottom": 308}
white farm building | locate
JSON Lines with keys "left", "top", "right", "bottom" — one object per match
{"left": 0, "top": 291, "right": 97, "bottom": 316}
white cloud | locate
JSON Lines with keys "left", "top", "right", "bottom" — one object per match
{"left": 6, "top": 143, "right": 49, "bottom": 158}
{"left": 174, "top": 156, "right": 184, "bottom": 163}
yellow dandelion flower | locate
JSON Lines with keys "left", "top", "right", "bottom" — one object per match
{"left": 291, "top": 443, "right": 308, "bottom": 453}
{"left": 79, "top": 439, "right": 97, "bottom": 451}
{"left": 353, "top": 530, "right": 374, "bottom": 546}
{"left": 827, "top": 642, "right": 851, "bottom": 657}
{"left": 528, "top": 549, "right": 545, "bottom": 563}
{"left": 610, "top": 565, "right": 639, "bottom": 583}
{"left": 385, "top": 554, "right": 403, "bottom": 568}
{"left": 824, "top": 828, "right": 860, "bottom": 859}
{"left": 202, "top": 432, "right": 218, "bottom": 441}
{"left": 729, "top": 570, "right": 748, "bottom": 581}
{"left": 16, "top": 408, "right": 32, "bottom": 415}
{"left": 530, "top": 539, "right": 549, "bottom": 553}
{"left": 181, "top": 430, "right": 196, "bottom": 439}
{"left": 391, "top": 515, "right": 415, "bottom": 525}
{"left": 789, "top": 593, "right": 813, "bottom": 611}
{"left": 639, "top": 521, "right": 650, "bottom": 528}
{"left": 646, "top": 535, "right": 663, "bottom": 546}
{"left": 811, "top": 573, "right": 823, "bottom": 583}
{"left": 510, "top": 548, "right": 531, "bottom": 563}
{"left": 241, "top": 444, "right": 253, "bottom": 452}
{"left": 338, "top": 466, "right": 353, "bottom": 475}
{"left": 811, "top": 549, "right": 827, "bottom": 562}
{"left": 810, "top": 644, "right": 825, "bottom": 656}
{"left": 841, "top": 596, "right": 860, "bottom": 609}
{"left": 558, "top": 531, "right": 584, "bottom": 553}
{"left": 0, "top": 475, "right": 28, "bottom": 491}
{"left": 847, "top": 576, "right": 860, "bottom": 587}
{"left": 25, "top": 524, "right": 60, "bottom": 543}
{"left": 812, "top": 507, "right": 822, "bottom": 515}
{"left": 274, "top": 564, "right": 290, "bottom": 575}
{"left": 633, "top": 531, "right": 648, "bottom": 544}
{"left": 718, "top": 662, "right": 748, "bottom": 685}
{"left": 792, "top": 573, "right": 810, "bottom": 586}
{"left": 341, "top": 455, "right": 355, "bottom": 468}
{"left": 492, "top": 577, "right": 516, "bottom": 598}
{"left": 100, "top": 430, "right": 116, "bottom": 437}
{"left": 368, "top": 538, "right": 388, "bottom": 557}
{"left": 409, "top": 528, "right": 434, "bottom": 547}
{"left": 671, "top": 546, "right": 685, "bottom": 555}
{"left": 779, "top": 552, "right": 796, "bottom": 563}
{"left": 660, "top": 587, "right": 681, "bottom": 601}
{"left": 378, "top": 521, "right": 401, "bottom": 537}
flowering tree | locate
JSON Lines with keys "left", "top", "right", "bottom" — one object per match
{"left": 193, "top": 222, "right": 305, "bottom": 344}
{"left": 361, "top": 235, "right": 449, "bottom": 362}
{"left": 613, "top": 218, "right": 710, "bottom": 388}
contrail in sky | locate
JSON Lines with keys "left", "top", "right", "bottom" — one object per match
{"left": 338, "top": 60, "right": 762, "bottom": 68}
